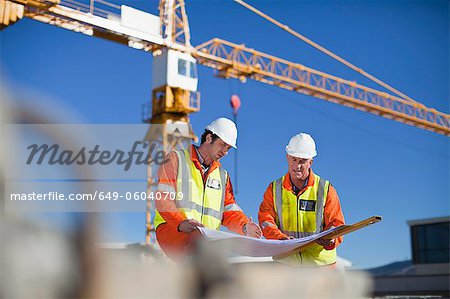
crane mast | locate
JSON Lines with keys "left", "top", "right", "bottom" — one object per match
{"left": 146, "top": 0, "right": 198, "bottom": 245}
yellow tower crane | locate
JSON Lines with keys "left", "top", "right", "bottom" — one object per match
{"left": 1, "top": 0, "right": 449, "bottom": 246}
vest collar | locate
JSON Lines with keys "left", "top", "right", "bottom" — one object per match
{"left": 188, "top": 144, "right": 221, "bottom": 174}
{"left": 283, "top": 170, "right": 316, "bottom": 194}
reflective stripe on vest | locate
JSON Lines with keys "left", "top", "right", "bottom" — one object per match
{"left": 274, "top": 178, "right": 284, "bottom": 231}
{"left": 154, "top": 148, "right": 227, "bottom": 230}
{"left": 272, "top": 174, "right": 336, "bottom": 265}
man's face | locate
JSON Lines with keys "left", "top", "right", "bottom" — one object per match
{"left": 207, "top": 135, "right": 232, "bottom": 162}
{"left": 287, "top": 154, "right": 313, "bottom": 181}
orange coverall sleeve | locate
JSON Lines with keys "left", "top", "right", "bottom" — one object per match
{"left": 323, "top": 184, "right": 345, "bottom": 250}
{"left": 154, "top": 151, "right": 186, "bottom": 229}
{"left": 221, "top": 175, "right": 249, "bottom": 235}
{"left": 258, "top": 183, "right": 290, "bottom": 240}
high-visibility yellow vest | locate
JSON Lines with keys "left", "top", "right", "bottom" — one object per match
{"left": 272, "top": 174, "right": 337, "bottom": 265}
{"left": 154, "top": 148, "right": 227, "bottom": 230}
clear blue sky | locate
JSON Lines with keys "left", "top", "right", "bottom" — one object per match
{"left": 1, "top": 0, "right": 448, "bottom": 269}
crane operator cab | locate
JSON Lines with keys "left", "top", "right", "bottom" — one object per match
{"left": 152, "top": 48, "right": 198, "bottom": 92}
{"left": 151, "top": 48, "right": 200, "bottom": 117}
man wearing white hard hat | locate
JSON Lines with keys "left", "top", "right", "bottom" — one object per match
{"left": 154, "top": 117, "right": 261, "bottom": 261}
{"left": 258, "top": 133, "right": 345, "bottom": 266}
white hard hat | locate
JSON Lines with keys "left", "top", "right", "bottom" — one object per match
{"left": 205, "top": 117, "right": 238, "bottom": 148}
{"left": 285, "top": 133, "right": 317, "bottom": 159}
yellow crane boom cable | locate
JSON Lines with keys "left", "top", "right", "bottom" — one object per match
{"left": 234, "top": 0, "right": 421, "bottom": 105}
